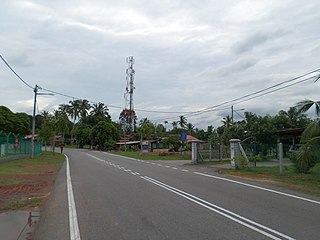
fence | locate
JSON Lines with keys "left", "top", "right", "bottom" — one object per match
{"left": 241, "top": 143, "right": 291, "bottom": 160}
{"left": 197, "top": 142, "right": 230, "bottom": 162}
{"left": 0, "top": 131, "right": 42, "bottom": 158}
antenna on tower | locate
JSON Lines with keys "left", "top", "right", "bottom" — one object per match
{"left": 124, "top": 56, "right": 135, "bottom": 132}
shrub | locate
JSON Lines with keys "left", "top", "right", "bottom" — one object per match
{"left": 234, "top": 156, "right": 249, "bottom": 169}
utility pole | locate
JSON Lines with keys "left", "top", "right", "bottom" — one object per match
{"left": 31, "top": 85, "right": 39, "bottom": 158}
{"left": 31, "top": 85, "right": 53, "bottom": 158}
{"left": 231, "top": 105, "right": 234, "bottom": 124}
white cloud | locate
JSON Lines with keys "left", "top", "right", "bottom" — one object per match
{"left": 1, "top": 0, "right": 320, "bottom": 129}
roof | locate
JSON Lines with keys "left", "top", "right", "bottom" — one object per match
{"left": 274, "top": 128, "right": 305, "bottom": 137}
{"left": 116, "top": 141, "right": 140, "bottom": 145}
{"left": 186, "top": 135, "right": 204, "bottom": 142}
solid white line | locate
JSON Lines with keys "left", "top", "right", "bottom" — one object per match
{"left": 142, "top": 176, "right": 295, "bottom": 240}
{"left": 135, "top": 172, "right": 141, "bottom": 175}
{"left": 65, "top": 155, "right": 81, "bottom": 240}
{"left": 193, "top": 172, "right": 320, "bottom": 205}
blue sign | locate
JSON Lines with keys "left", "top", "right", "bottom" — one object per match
{"left": 181, "top": 132, "right": 187, "bottom": 141}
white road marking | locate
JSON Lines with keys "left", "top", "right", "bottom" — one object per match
{"left": 65, "top": 155, "right": 81, "bottom": 240}
{"left": 135, "top": 172, "right": 141, "bottom": 176}
{"left": 193, "top": 172, "right": 320, "bottom": 205}
{"left": 142, "top": 176, "right": 295, "bottom": 240}
{"left": 181, "top": 169, "right": 189, "bottom": 172}
{"left": 157, "top": 164, "right": 162, "bottom": 166}
{"left": 165, "top": 166, "right": 170, "bottom": 168}
{"left": 172, "top": 167, "right": 178, "bottom": 170}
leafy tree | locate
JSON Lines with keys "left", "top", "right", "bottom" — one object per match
{"left": 138, "top": 118, "right": 155, "bottom": 140}
{"left": 119, "top": 108, "right": 137, "bottom": 133}
{"left": 0, "top": 106, "right": 30, "bottom": 135}
{"left": 162, "top": 135, "right": 181, "bottom": 152}
{"left": 38, "top": 114, "right": 56, "bottom": 150}
{"left": 91, "top": 120, "right": 121, "bottom": 150}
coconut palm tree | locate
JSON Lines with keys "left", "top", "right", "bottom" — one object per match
{"left": 78, "top": 99, "right": 91, "bottom": 118}
{"left": 294, "top": 76, "right": 320, "bottom": 172}
{"left": 178, "top": 115, "right": 187, "bottom": 129}
{"left": 68, "top": 100, "right": 81, "bottom": 124}
{"left": 90, "top": 102, "right": 110, "bottom": 118}
{"left": 221, "top": 115, "right": 232, "bottom": 128}
{"left": 187, "top": 123, "right": 194, "bottom": 135}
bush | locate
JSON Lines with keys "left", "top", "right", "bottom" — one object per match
{"left": 294, "top": 146, "right": 318, "bottom": 173}
{"left": 234, "top": 156, "right": 249, "bottom": 169}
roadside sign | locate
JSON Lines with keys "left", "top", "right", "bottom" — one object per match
{"left": 14, "top": 138, "right": 19, "bottom": 150}
{"left": 181, "top": 132, "right": 187, "bottom": 141}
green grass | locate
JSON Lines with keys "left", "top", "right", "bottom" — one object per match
{"left": 112, "top": 151, "right": 191, "bottom": 160}
{"left": 219, "top": 163, "right": 320, "bottom": 196}
{"left": 0, "top": 197, "right": 42, "bottom": 212}
{"left": 0, "top": 152, "right": 65, "bottom": 176}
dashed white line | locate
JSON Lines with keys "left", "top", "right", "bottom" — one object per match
{"left": 171, "top": 167, "right": 178, "bottom": 170}
{"left": 181, "top": 169, "right": 189, "bottom": 172}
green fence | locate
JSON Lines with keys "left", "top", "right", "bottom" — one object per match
{"left": 241, "top": 143, "right": 291, "bottom": 160}
{"left": 0, "top": 131, "right": 42, "bottom": 158}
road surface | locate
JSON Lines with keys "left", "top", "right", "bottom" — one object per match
{"left": 34, "top": 149, "right": 320, "bottom": 240}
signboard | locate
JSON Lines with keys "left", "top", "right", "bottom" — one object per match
{"left": 14, "top": 138, "right": 19, "bottom": 150}
{"left": 142, "top": 141, "right": 149, "bottom": 153}
{"left": 180, "top": 132, "right": 187, "bottom": 141}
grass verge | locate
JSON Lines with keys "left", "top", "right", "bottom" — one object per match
{"left": 0, "top": 151, "right": 65, "bottom": 212}
{"left": 218, "top": 163, "right": 320, "bottom": 196}
{"left": 112, "top": 151, "right": 191, "bottom": 160}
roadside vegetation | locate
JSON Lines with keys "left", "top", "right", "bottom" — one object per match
{"left": 218, "top": 163, "right": 320, "bottom": 196}
{"left": 0, "top": 152, "right": 65, "bottom": 212}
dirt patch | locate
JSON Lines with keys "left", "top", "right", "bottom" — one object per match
{"left": 0, "top": 162, "right": 63, "bottom": 212}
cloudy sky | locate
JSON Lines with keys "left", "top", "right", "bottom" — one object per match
{"left": 1, "top": 0, "right": 320, "bottom": 129}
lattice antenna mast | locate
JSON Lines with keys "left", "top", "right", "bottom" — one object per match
{"left": 125, "top": 56, "right": 135, "bottom": 132}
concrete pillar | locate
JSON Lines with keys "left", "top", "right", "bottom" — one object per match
{"left": 191, "top": 141, "right": 199, "bottom": 164}
{"left": 230, "top": 139, "right": 241, "bottom": 169}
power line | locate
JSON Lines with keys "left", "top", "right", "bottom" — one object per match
{"left": 150, "top": 71, "right": 319, "bottom": 123}
{"left": 0, "top": 54, "right": 34, "bottom": 89}
{"left": 2, "top": 52, "right": 319, "bottom": 118}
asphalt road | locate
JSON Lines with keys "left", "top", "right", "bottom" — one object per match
{"left": 34, "top": 149, "right": 320, "bottom": 240}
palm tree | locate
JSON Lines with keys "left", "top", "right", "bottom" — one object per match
{"left": 296, "top": 100, "right": 320, "bottom": 118}
{"left": 294, "top": 76, "right": 320, "bottom": 172}
{"left": 58, "top": 104, "right": 70, "bottom": 116}
{"left": 90, "top": 102, "right": 110, "bottom": 118}
{"left": 221, "top": 115, "right": 232, "bottom": 128}
{"left": 68, "top": 100, "right": 81, "bottom": 124}
{"left": 172, "top": 121, "right": 178, "bottom": 129}
{"left": 187, "top": 123, "right": 194, "bottom": 135}
{"left": 78, "top": 99, "right": 91, "bottom": 118}
{"left": 178, "top": 115, "right": 187, "bottom": 129}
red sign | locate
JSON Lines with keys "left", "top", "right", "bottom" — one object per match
{"left": 14, "top": 138, "right": 19, "bottom": 150}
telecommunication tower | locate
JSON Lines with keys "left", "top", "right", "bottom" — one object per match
{"left": 124, "top": 56, "right": 135, "bottom": 132}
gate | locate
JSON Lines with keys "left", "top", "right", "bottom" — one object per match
{"left": 197, "top": 142, "right": 230, "bottom": 162}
